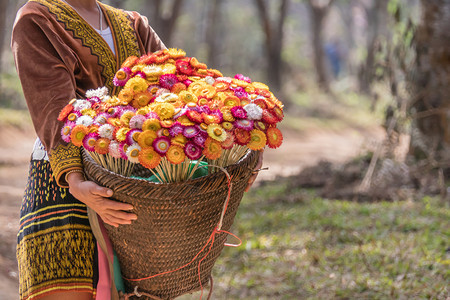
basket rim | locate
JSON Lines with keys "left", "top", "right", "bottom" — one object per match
{"left": 82, "top": 148, "right": 257, "bottom": 188}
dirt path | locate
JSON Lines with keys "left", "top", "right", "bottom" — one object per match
{"left": 0, "top": 124, "right": 384, "bottom": 299}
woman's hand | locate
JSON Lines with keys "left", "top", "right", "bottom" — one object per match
{"left": 245, "top": 150, "right": 264, "bottom": 192}
{"left": 66, "top": 171, "right": 137, "bottom": 227}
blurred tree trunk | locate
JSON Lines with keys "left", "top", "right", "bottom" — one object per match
{"left": 205, "top": 0, "right": 223, "bottom": 68}
{"left": 408, "top": 0, "right": 450, "bottom": 186}
{"left": 336, "top": 0, "right": 355, "bottom": 75}
{"left": 142, "top": 0, "right": 184, "bottom": 47}
{"left": 0, "top": 0, "right": 8, "bottom": 77}
{"left": 307, "top": 0, "right": 335, "bottom": 92}
{"left": 358, "top": 0, "right": 388, "bottom": 95}
{"left": 254, "top": 0, "right": 289, "bottom": 92}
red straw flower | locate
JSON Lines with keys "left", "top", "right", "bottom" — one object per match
{"left": 266, "top": 127, "right": 283, "bottom": 149}
{"left": 58, "top": 104, "right": 74, "bottom": 121}
{"left": 234, "top": 128, "right": 251, "bottom": 145}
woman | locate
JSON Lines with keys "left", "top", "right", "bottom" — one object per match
{"left": 12, "top": 0, "right": 263, "bottom": 299}
{"left": 12, "top": 0, "right": 164, "bottom": 298}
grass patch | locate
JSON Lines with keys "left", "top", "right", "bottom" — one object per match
{"left": 182, "top": 183, "right": 449, "bottom": 299}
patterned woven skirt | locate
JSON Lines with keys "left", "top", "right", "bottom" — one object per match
{"left": 17, "top": 160, "right": 98, "bottom": 299}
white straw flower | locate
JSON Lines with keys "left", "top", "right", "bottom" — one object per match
{"left": 155, "top": 92, "right": 178, "bottom": 103}
{"left": 109, "top": 140, "right": 122, "bottom": 158}
{"left": 216, "top": 77, "right": 233, "bottom": 83}
{"left": 98, "top": 124, "right": 114, "bottom": 139}
{"left": 129, "top": 115, "right": 146, "bottom": 129}
{"left": 126, "top": 143, "right": 141, "bottom": 163}
{"left": 76, "top": 115, "right": 94, "bottom": 126}
{"left": 244, "top": 103, "right": 263, "bottom": 120}
{"left": 86, "top": 86, "right": 109, "bottom": 99}
{"left": 73, "top": 99, "right": 91, "bottom": 111}
{"left": 205, "top": 76, "right": 215, "bottom": 85}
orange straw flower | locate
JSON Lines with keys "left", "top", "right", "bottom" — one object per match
{"left": 70, "top": 125, "right": 88, "bottom": 146}
{"left": 166, "top": 145, "right": 186, "bottom": 164}
{"left": 139, "top": 147, "right": 161, "bottom": 169}
{"left": 203, "top": 137, "right": 222, "bottom": 160}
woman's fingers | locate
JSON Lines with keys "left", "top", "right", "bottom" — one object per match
{"left": 100, "top": 210, "right": 137, "bottom": 227}
{"left": 106, "top": 209, "right": 137, "bottom": 221}
{"left": 102, "top": 198, "right": 133, "bottom": 210}
{"left": 92, "top": 185, "right": 113, "bottom": 197}
{"left": 96, "top": 198, "right": 137, "bottom": 221}
{"left": 101, "top": 215, "right": 120, "bottom": 227}
{"left": 104, "top": 212, "right": 133, "bottom": 225}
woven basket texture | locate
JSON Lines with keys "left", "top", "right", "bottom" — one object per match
{"left": 82, "top": 149, "right": 259, "bottom": 299}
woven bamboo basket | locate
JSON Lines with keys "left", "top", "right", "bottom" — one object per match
{"left": 82, "top": 149, "right": 259, "bottom": 299}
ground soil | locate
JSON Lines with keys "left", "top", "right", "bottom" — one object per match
{"left": 0, "top": 124, "right": 384, "bottom": 299}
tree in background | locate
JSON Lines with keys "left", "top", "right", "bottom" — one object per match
{"left": 254, "top": 0, "right": 289, "bottom": 92}
{"left": 306, "top": 0, "right": 335, "bottom": 92}
{"left": 380, "top": 0, "right": 449, "bottom": 197}
{"left": 141, "top": 0, "right": 185, "bottom": 47}
{"left": 358, "top": 0, "right": 388, "bottom": 96}
{"left": 0, "top": 0, "right": 7, "bottom": 78}
{"left": 409, "top": 0, "right": 450, "bottom": 181}
{"left": 205, "top": 0, "right": 223, "bottom": 69}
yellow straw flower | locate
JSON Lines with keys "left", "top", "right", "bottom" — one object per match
{"left": 223, "top": 96, "right": 240, "bottom": 107}
{"left": 222, "top": 122, "right": 234, "bottom": 131}
{"left": 136, "top": 107, "right": 150, "bottom": 115}
{"left": 118, "top": 87, "right": 134, "bottom": 104}
{"left": 131, "top": 64, "right": 145, "bottom": 73}
{"left": 231, "top": 79, "right": 249, "bottom": 88}
{"left": 208, "top": 68, "right": 223, "bottom": 77}
{"left": 120, "top": 111, "right": 135, "bottom": 126}
{"left": 153, "top": 103, "right": 175, "bottom": 120}
{"left": 247, "top": 129, "right": 267, "bottom": 150}
{"left": 138, "top": 130, "right": 158, "bottom": 148}
{"left": 252, "top": 82, "right": 270, "bottom": 90}
{"left": 177, "top": 115, "right": 195, "bottom": 126}
{"left": 81, "top": 108, "right": 96, "bottom": 118}
{"left": 179, "top": 91, "right": 198, "bottom": 104}
{"left": 167, "top": 48, "right": 186, "bottom": 59}
{"left": 171, "top": 134, "right": 187, "bottom": 147}
{"left": 142, "top": 65, "right": 163, "bottom": 78}
{"left": 207, "top": 124, "right": 227, "bottom": 142}
{"left": 187, "top": 81, "right": 206, "bottom": 94}
{"left": 124, "top": 77, "right": 148, "bottom": 93}
{"left": 115, "top": 127, "right": 130, "bottom": 142}
{"left": 220, "top": 107, "right": 235, "bottom": 122}
{"left": 161, "top": 63, "right": 177, "bottom": 74}
{"left": 142, "top": 118, "right": 161, "bottom": 131}
{"left": 194, "top": 85, "right": 216, "bottom": 99}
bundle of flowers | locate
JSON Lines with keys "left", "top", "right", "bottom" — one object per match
{"left": 58, "top": 48, "right": 284, "bottom": 182}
